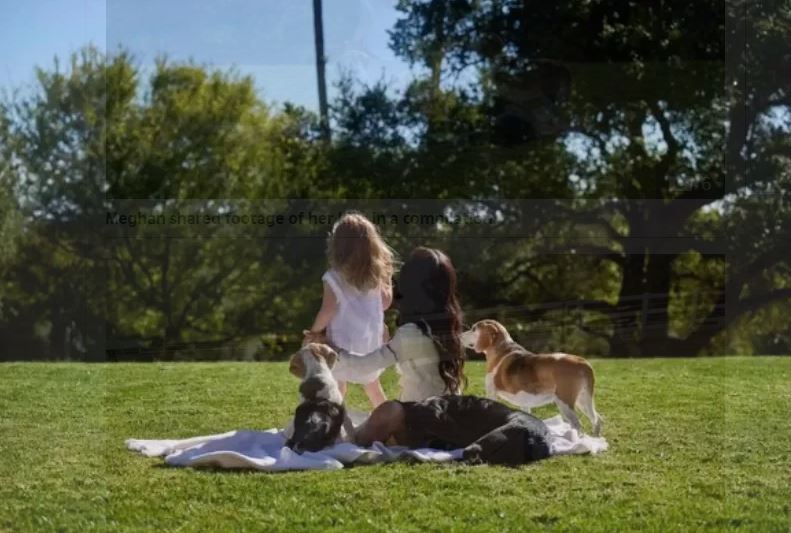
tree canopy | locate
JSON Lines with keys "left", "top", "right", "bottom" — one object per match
{"left": 1, "top": 1, "right": 789, "bottom": 360}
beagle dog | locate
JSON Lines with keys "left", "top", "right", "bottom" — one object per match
{"left": 285, "top": 343, "right": 355, "bottom": 453}
{"left": 460, "top": 319, "right": 603, "bottom": 436}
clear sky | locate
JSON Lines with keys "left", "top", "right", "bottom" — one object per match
{"left": 0, "top": 0, "right": 415, "bottom": 109}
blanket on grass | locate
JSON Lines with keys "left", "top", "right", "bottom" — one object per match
{"left": 126, "top": 415, "right": 607, "bottom": 472}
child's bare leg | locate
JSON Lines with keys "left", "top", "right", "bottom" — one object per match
{"left": 338, "top": 380, "right": 348, "bottom": 398}
{"left": 363, "top": 379, "right": 387, "bottom": 408}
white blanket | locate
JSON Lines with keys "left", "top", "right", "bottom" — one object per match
{"left": 126, "top": 415, "right": 607, "bottom": 472}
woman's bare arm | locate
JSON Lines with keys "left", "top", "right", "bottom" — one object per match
{"left": 336, "top": 326, "right": 403, "bottom": 377}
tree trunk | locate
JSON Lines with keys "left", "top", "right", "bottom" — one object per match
{"left": 160, "top": 237, "right": 173, "bottom": 360}
{"left": 609, "top": 252, "right": 645, "bottom": 357}
{"left": 639, "top": 253, "right": 675, "bottom": 355}
{"left": 50, "top": 305, "right": 68, "bottom": 359}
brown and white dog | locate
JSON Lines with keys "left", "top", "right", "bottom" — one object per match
{"left": 460, "top": 319, "right": 603, "bottom": 436}
{"left": 285, "top": 343, "right": 355, "bottom": 452}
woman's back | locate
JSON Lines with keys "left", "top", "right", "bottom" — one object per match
{"left": 332, "top": 322, "right": 449, "bottom": 401}
{"left": 391, "top": 323, "right": 448, "bottom": 401}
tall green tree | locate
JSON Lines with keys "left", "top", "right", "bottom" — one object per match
{"left": 0, "top": 111, "right": 23, "bottom": 319}
{"left": 104, "top": 59, "right": 330, "bottom": 358}
{"left": 3, "top": 49, "right": 330, "bottom": 359}
{"left": 1, "top": 48, "right": 112, "bottom": 359}
{"left": 378, "top": 0, "right": 791, "bottom": 355}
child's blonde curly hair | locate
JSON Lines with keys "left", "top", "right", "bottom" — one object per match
{"left": 328, "top": 212, "right": 394, "bottom": 292}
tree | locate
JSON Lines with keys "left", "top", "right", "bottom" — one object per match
{"left": 1, "top": 47, "right": 113, "bottom": 359}
{"left": 3, "top": 49, "right": 331, "bottom": 360}
{"left": 0, "top": 110, "right": 23, "bottom": 319}
{"left": 380, "top": 0, "right": 791, "bottom": 355}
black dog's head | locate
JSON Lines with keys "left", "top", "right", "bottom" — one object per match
{"left": 285, "top": 400, "right": 346, "bottom": 454}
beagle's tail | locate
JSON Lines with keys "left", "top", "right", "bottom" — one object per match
{"left": 577, "top": 365, "right": 603, "bottom": 437}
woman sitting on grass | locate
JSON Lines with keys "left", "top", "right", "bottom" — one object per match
{"left": 335, "top": 247, "right": 551, "bottom": 465}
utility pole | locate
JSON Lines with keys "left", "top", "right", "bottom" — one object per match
{"left": 312, "top": 0, "right": 330, "bottom": 141}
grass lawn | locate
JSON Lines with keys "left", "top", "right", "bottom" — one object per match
{"left": 1, "top": 357, "right": 790, "bottom": 532}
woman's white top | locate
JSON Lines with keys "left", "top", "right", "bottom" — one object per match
{"left": 335, "top": 323, "right": 450, "bottom": 401}
{"left": 322, "top": 269, "right": 385, "bottom": 384}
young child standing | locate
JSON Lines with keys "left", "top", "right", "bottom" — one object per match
{"left": 305, "top": 212, "right": 394, "bottom": 408}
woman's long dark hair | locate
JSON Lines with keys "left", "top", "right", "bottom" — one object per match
{"left": 394, "top": 247, "right": 466, "bottom": 394}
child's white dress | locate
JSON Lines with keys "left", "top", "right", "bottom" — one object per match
{"left": 322, "top": 269, "right": 385, "bottom": 384}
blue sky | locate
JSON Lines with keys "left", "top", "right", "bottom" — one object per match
{"left": 1, "top": 0, "right": 415, "bottom": 109}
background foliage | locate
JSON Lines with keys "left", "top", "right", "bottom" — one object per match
{"left": 1, "top": 0, "right": 789, "bottom": 360}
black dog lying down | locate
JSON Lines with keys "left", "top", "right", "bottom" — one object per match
{"left": 360, "top": 395, "right": 551, "bottom": 466}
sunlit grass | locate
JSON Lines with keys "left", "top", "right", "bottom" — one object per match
{"left": 1, "top": 357, "right": 789, "bottom": 532}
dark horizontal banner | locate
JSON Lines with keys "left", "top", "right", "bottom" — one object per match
{"left": 94, "top": 199, "right": 726, "bottom": 253}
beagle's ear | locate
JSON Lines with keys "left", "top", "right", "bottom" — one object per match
{"left": 490, "top": 320, "right": 511, "bottom": 344}
{"left": 475, "top": 324, "right": 495, "bottom": 353}
{"left": 309, "top": 343, "right": 338, "bottom": 369}
{"left": 475, "top": 320, "right": 510, "bottom": 352}
{"left": 288, "top": 352, "right": 306, "bottom": 378}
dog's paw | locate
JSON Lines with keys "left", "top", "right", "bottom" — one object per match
{"left": 461, "top": 444, "right": 485, "bottom": 465}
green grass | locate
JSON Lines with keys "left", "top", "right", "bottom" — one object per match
{"left": 1, "top": 358, "right": 790, "bottom": 532}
